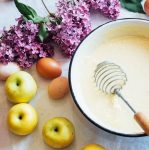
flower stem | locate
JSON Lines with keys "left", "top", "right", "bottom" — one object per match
{"left": 41, "top": 0, "right": 55, "bottom": 18}
{"left": 41, "top": 0, "right": 50, "bottom": 14}
{"left": 41, "top": 0, "right": 61, "bottom": 24}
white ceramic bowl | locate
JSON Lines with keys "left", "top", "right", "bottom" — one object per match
{"left": 69, "top": 18, "right": 149, "bottom": 137}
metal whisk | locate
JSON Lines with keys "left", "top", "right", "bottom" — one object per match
{"left": 94, "top": 61, "right": 149, "bottom": 135}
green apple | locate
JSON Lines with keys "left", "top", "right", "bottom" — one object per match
{"left": 82, "top": 144, "right": 106, "bottom": 150}
{"left": 5, "top": 71, "right": 37, "bottom": 103}
{"left": 42, "top": 117, "right": 75, "bottom": 149}
{"left": 7, "top": 103, "right": 38, "bottom": 135}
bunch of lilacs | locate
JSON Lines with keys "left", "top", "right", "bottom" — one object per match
{"left": 49, "top": 0, "right": 92, "bottom": 57}
{"left": 48, "top": 0, "right": 120, "bottom": 57}
{"left": 0, "top": 18, "right": 54, "bottom": 68}
{"left": 86, "top": 0, "right": 120, "bottom": 19}
{"left": 0, "top": 0, "right": 120, "bottom": 68}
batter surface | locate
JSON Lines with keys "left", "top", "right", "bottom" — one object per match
{"left": 80, "top": 36, "right": 149, "bottom": 134}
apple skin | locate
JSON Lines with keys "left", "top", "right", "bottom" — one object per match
{"left": 5, "top": 71, "right": 37, "bottom": 103}
{"left": 42, "top": 117, "right": 75, "bottom": 149}
{"left": 144, "top": 0, "right": 149, "bottom": 15}
{"left": 7, "top": 103, "right": 38, "bottom": 135}
{"left": 82, "top": 144, "right": 106, "bottom": 150}
{"left": 0, "top": 62, "right": 20, "bottom": 81}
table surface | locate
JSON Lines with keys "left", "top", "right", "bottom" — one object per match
{"left": 0, "top": 0, "right": 149, "bottom": 150}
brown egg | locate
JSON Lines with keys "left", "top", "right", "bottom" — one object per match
{"left": 48, "top": 77, "right": 69, "bottom": 100}
{"left": 36, "top": 58, "right": 62, "bottom": 79}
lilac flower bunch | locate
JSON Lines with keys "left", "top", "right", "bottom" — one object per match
{"left": 0, "top": 0, "right": 121, "bottom": 68}
{"left": 0, "top": 17, "right": 54, "bottom": 68}
{"left": 49, "top": 0, "right": 120, "bottom": 57}
{"left": 86, "top": 0, "right": 120, "bottom": 20}
{"left": 50, "top": 0, "right": 92, "bottom": 57}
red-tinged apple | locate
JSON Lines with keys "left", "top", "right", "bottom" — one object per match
{"left": 82, "top": 144, "right": 106, "bottom": 150}
{"left": 145, "top": 0, "right": 149, "bottom": 15}
{"left": 42, "top": 117, "right": 75, "bottom": 149}
{"left": 5, "top": 71, "right": 37, "bottom": 103}
{"left": 7, "top": 103, "right": 38, "bottom": 135}
{"left": 0, "top": 62, "right": 20, "bottom": 81}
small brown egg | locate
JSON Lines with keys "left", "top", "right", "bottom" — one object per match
{"left": 36, "top": 58, "right": 62, "bottom": 79}
{"left": 48, "top": 77, "right": 69, "bottom": 100}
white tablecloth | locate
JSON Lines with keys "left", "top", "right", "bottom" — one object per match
{"left": 0, "top": 0, "right": 149, "bottom": 150}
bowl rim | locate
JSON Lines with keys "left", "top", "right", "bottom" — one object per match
{"left": 68, "top": 18, "right": 149, "bottom": 137}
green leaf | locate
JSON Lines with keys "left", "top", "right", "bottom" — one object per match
{"left": 130, "top": 0, "right": 142, "bottom": 3}
{"left": 22, "top": 16, "right": 28, "bottom": 22}
{"left": 42, "top": 16, "right": 50, "bottom": 23}
{"left": 120, "top": 0, "right": 145, "bottom": 13}
{"left": 124, "top": 3, "right": 144, "bottom": 13}
{"left": 33, "top": 16, "right": 44, "bottom": 23}
{"left": 38, "top": 23, "right": 49, "bottom": 42}
{"left": 14, "top": 0, "right": 37, "bottom": 20}
{"left": 122, "top": 0, "right": 142, "bottom": 3}
{"left": 14, "top": 0, "right": 50, "bottom": 24}
{"left": 33, "top": 16, "right": 49, "bottom": 23}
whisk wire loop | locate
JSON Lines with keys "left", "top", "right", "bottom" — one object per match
{"left": 94, "top": 61, "right": 127, "bottom": 94}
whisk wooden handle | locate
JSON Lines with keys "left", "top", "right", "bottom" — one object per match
{"left": 134, "top": 112, "right": 149, "bottom": 135}
{"left": 94, "top": 62, "right": 149, "bottom": 135}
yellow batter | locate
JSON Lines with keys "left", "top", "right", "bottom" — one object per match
{"left": 81, "top": 36, "right": 149, "bottom": 134}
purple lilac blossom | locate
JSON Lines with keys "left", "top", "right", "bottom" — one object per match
{"left": 86, "top": 0, "right": 120, "bottom": 19}
{"left": 49, "top": 0, "right": 120, "bottom": 57}
{"left": 50, "top": 0, "right": 92, "bottom": 57}
{"left": 0, "top": 17, "right": 54, "bottom": 68}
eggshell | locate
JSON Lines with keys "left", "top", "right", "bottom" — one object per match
{"left": 0, "top": 62, "right": 21, "bottom": 81}
{"left": 48, "top": 77, "right": 69, "bottom": 100}
{"left": 36, "top": 58, "right": 62, "bottom": 79}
